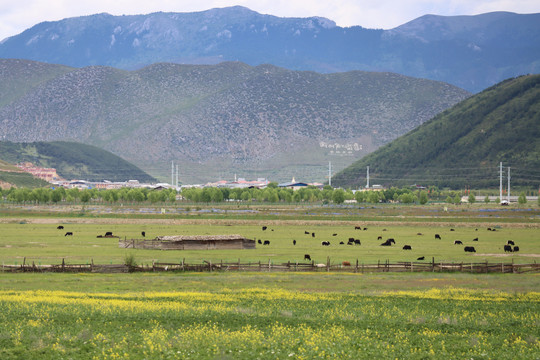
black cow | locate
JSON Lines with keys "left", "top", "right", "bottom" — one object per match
{"left": 504, "top": 245, "right": 513, "bottom": 252}
{"left": 354, "top": 239, "right": 361, "bottom": 245}
{"left": 464, "top": 246, "right": 476, "bottom": 252}
{"left": 332, "top": 233, "right": 338, "bottom": 236}
{"left": 454, "top": 240, "right": 463, "bottom": 245}
{"left": 339, "top": 241, "right": 344, "bottom": 245}
{"left": 507, "top": 240, "right": 515, "bottom": 245}
{"left": 262, "top": 226, "right": 267, "bottom": 231}
{"left": 435, "top": 234, "right": 441, "bottom": 240}
{"left": 487, "top": 227, "right": 491, "bottom": 231}
{"left": 312, "top": 232, "right": 315, "bottom": 238}
{"left": 304, "top": 254, "right": 311, "bottom": 261}
{"left": 65, "top": 232, "right": 73, "bottom": 236}
{"left": 304, "top": 231, "right": 310, "bottom": 235}
{"left": 57, "top": 225, "right": 64, "bottom": 230}
{"left": 380, "top": 238, "right": 395, "bottom": 246}
{"left": 450, "top": 228, "right": 455, "bottom": 231}
{"left": 321, "top": 241, "right": 330, "bottom": 246}
{"left": 263, "top": 240, "right": 270, "bottom": 245}
{"left": 377, "top": 236, "right": 382, "bottom": 240}
{"left": 513, "top": 246, "right": 520, "bottom": 252}
{"left": 347, "top": 241, "right": 354, "bottom": 245}
{"left": 257, "top": 239, "right": 262, "bottom": 244}
{"left": 417, "top": 256, "right": 425, "bottom": 260}
{"left": 293, "top": 240, "right": 296, "bottom": 246}
{"left": 417, "top": 233, "right": 423, "bottom": 236}
{"left": 348, "top": 237, "right": 355, "bottom": 242}
{"left": 354, "top": 226, "right": 361, "bottom": 230}
{"left": 402, "top": 245, "right": 412, "bottom": 250}
{"left": 363, "top": 227, "right": 368, "bottom": 231}
{"left": 142, "top": 231, "right": 145, "bottom": 237}
{"left": 473, "top": 237, "right": 478, "bottom": 242}
{"left": 491, "top": 228, "right": 497, "bottom": 232}
{"left": 105, "top": 231, "right": 113, "bottom": 236}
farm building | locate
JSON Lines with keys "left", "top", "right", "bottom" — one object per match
{"left": 119, "top": 235, "right": 256, "bottom": 250}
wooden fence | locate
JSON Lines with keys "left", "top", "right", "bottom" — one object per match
{"left": 2, "top": 257, "right": 539, "bottom": 274}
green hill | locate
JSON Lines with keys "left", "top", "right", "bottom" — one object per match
{"left": 0, "top": 141, "right": 156, "bottom": 183}
{"left": 332, "top": 75, "right": 540, "bottom": 189}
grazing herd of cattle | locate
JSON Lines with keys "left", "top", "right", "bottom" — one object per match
{"left": 258, "top": 225, "right": 521, "bottom": 262}
{"left": 56, "top": 224, "right": 521, "bottom": 262}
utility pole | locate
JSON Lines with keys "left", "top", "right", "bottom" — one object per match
{"left": 499, "top": 162, "right": 503, "bottom": 202}
{"left": 171, "top": 161, "right": 174, "bottom": 187}
{"left": 507, "top": 167, "right": 510, "bottom": 203}
{"left": 366, "top": 166, "right": 370, "bottom": 189}
{"left": 176, "top": 165, "right": 179, "bottom": 189}
{"left": 328, "top": 162, "right": 332, "bottom": 187}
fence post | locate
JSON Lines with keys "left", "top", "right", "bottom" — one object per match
{"left": 485, "top": 260, "right": 488, "bottom": 273}
{"left": 268, "top": 259, "right": 271, "bottom": 271}
{"left": 355, "top": 259, "right": 358, "bottom": 273}
{"left": 152, "top": 259, "right": 155, "bottom": 272}
{"left": 22, "top": 257, "right": 26, "bottom": 272}
{"left": 62, "top": 258, "right": 65, "bottom": 272}
{"left": 327, "top": 256, "right": 330, "bottom": 272}
{"left": 432, "top": 257, "right": 435, "bottom": 272}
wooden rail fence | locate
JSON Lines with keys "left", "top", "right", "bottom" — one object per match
{"left": 2, "top": 257, "right": 539, "bottom": 274}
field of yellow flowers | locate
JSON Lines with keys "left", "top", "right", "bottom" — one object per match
{"left": 0, "top": 286, "right": 538, "bottom": 359}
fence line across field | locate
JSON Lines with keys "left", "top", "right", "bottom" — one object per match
{"left": 2, "top": 257, "right": 539, "bottom": 274}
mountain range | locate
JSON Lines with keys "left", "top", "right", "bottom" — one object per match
{"left": 1, "top": 7, "right": 539, "bottom": 92}
{"left": 0, "top": 59, "right": 469, "bottom": 184}
{"left": 332, "top": 74, "right": 540, "bottom": 189}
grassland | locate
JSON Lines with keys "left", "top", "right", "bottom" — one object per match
{"left": 0, "top": 203, "right": 538, "bottom": 359}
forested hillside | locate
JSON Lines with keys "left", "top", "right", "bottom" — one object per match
{"left": 0, "top": 141, "right": 156, "bottom": 183}
{"left": 332, "top": 75, "right": 540, "bottom": 189}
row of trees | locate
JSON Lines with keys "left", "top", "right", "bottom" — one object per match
{"left": 0, "top": 185, "right": 536, "bottom": 206}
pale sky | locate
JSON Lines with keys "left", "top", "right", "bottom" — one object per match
{"left": 1, "top": 0, "right": 539, "bottom": 41}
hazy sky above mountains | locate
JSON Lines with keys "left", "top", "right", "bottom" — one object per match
{"left": 1, "top": 0, "right": 539, "bottom": 41}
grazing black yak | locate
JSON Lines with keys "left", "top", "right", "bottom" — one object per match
{"left": 504, "top": 245, "right": 513, "bottom": 252}
{"left": 402, "top": 245, "right": 412, "bottom": 250}
{"left": 263, "top": 240, "right": 270, "bottom": 245}
{"left": 464, "top": 246, "right": 476, "bottom": 252}
{"left": 304, "top": 254, "right": 311, "bottom": 261}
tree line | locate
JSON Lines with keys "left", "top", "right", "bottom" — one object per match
{"left": 2, "top": 184, "right": 535, "bottom": 206}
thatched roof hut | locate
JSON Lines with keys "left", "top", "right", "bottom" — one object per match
{"left": 120, "top": 234, "right": 255, "bottom": 250}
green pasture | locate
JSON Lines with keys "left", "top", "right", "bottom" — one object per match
{"left": 0, "top": 221, "right": 538, "bottom": 266}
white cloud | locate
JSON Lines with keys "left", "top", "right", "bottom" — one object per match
{"left": 0, "top": 0, "right": 539, "bottom": 41}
